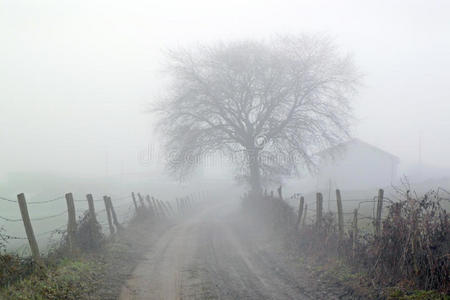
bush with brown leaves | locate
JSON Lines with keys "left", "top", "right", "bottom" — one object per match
{"left": 372, "top": 192, "right": 449, "bottom": 291}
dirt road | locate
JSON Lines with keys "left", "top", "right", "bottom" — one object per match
{"left": 119, "top": 200, "right": 341, "bottom": 300}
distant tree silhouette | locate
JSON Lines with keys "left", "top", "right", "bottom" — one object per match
{"left": 155, "top": 35, "right": 360, "bottom": 193}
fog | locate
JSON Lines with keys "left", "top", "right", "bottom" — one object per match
{"left": 2, "top": 2, "right": 450, "bottom": 299}
{"left": 1, "top": 0, "right": 450, "bottom": 184}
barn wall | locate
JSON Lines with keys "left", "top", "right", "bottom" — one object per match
{"left": 316, "top": 142, "right": 398, "bottom": 190}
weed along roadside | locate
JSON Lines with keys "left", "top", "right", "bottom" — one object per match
{"left": 244, "top": 186, "right": 450, "bottom": 299}
{"left": 0, "top": 192, "right": 197, "bottom": 299}
{"left": 0, "top": 186, "right": 448, "bottom": 299}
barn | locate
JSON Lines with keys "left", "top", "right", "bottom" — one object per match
{"left": 315, "top": 139, "right": 399, "bottom": 190}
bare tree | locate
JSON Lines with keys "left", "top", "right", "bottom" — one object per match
{"left": 155, "top": 35, "right": 359, "bottom": 193}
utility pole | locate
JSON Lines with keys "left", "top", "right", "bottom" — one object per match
{"left": 418, "top": 133, "right": 422, "bottom": 178}
{"left": 328, "top": 178, "right": 331, "bottom": 211}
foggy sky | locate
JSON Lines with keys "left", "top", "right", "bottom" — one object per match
{"left": 1, "top": 0, "right": 450, "bottom": 178}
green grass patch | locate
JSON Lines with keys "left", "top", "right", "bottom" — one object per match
{"left": 387, "top": 288, "right": 449, "bottom": 300}
{"left": 0, "top": 219, "right": 166, "bottom": 300}
{"left": 0, "top": 258, "right": 102, "bottom": 300}
{"left": 0, "top": 232, "right": 142, "bottom": 299}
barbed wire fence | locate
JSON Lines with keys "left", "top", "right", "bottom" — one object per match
{"left": 283, "top": 188, "right": 403, "bottom": 237}
{"left": 278, "top": 186, "right": 450, "bottom": 257}
{"left": 0, "top": 190, "right": 200, "bottom": 262}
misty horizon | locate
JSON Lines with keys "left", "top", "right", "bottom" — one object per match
{"left": 2, "top": 0, "right": 450, "bottom": 180}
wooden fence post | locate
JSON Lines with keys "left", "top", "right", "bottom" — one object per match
{"left": 179, "top": 198, "right": 184, "bottom": 212}
{"left": 352, "top": 209, "right": 358, "bottom": 258}
{"left": 159, "top": 200, "right": 170, "bottom": 216}
{"left": 181, "top": 198, "right": 186, "bottom": 212}
{"left": 302, "top": 204, "right": 307, "bottom": 226}
{"left": 86, "top": 194, "right": 99, "bottom": 247}
{"left": 165, "top": 200, "right": 172, "bottom": 216}
{"left": 65, "top": 193, "right": 77, "bottom": 254}
{"left": 166, "top": 201, "right": 175, "bottom": 215}
{"left": 154, "top": 199, "right": 162, "bottom": 217}
{"left": 316, "top": 192, "right": 323, "bottom": 228}
{"left": 153, "top": 198, "right": 160, "bottom": 216}
{"left": 131, "top": 192, "right": 139, "bottom": 214}
{"left": 137, "top": 193, "right": 145, "bottom": 208}
{"left": 145, "top": 195, "right": 154, "bottom": 216}
{"left": 336, "top": 189, "right": 344, "bottom": 242}
{"left": 103, "top": 196, "right": 115, "bottom": 235}
{"left": 296, "top": 196, "right": 304, "bottom": 230}
{"left": 86, "top": 194, "right": 97, "bottom": 223}
{"left": 149, "top": 197, "right": 156, "bottom": 216}
{"left": 160, "top": 200, "right": 171, "bottom": 216}
{"left": 17, "top": 193, "right": 43, "bottom": 266}
{"left": 178, "top": 198, "right": 184, "bottom": 213}
{"left": 157, "top": 200, "right": 166, "bottom": 217}
{"left": 375, "top": 189, "right": 384, "bottom": 236}
{"left": 277, "top": 186, "right": 282, "bottom": 200}
{"left": 108, "top": 197, "right": 122, "bottom": 231}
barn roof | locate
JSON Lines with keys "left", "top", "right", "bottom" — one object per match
{"left": 317, "top": 138, "right": 400, "bottom": 163}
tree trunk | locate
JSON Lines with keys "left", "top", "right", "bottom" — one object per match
{"left": 247, "top": 148, "right": 262, "bottom": 195}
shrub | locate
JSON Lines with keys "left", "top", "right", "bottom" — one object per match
{"left": 0, "top": 227, "right": 34, "bottom": 287}
{"left": 47, "top": 211, "right": 104, "bottom": 261}
{"left": 373, "top": 191, "right": 449, "bottom": 291}
{"left": 246, "top": 188, "right": 450, "bottom": 293}
{"left": 0, "top": 254, "right": 34, "bottom": 287}
{"left": 74, "top": 211, "right": 104, "bottom": 251}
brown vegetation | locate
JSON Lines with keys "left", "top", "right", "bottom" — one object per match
{"left": 246, "top": 189, "right": 450, "bottom": 295}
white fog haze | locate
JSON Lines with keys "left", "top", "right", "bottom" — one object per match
{"left": 1, "top": 0, "right": 450, "bottom": 181}
{"left": 0, "top": 2, "right": 449, "bottom": 299}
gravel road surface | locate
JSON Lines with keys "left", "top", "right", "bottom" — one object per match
{"left": 120, "top": 200, "right": 346, "bottom": 300}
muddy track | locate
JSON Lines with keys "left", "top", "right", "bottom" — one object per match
{"left": 120, "top": 201, "right": 345, "bottom": 300}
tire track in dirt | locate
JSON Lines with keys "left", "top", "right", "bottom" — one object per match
{"left": 119, "top": 200, "right": 338, "bottom": 300}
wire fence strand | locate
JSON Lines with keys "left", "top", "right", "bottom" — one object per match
{"left": 2, "top": 234, "right": 27, "bottom": 240}
{"left": 28, "top": 196, "right": 65, "bottom": 205}
{"left": 0, "top": 196, "right": 17, "bottom": 203}
{"left": 0, "top": 215, "right": 22, "bottom": 222}
{"left": 30, "top": 210, "right": 67, "bottom": 221}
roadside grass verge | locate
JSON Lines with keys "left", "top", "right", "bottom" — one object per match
{"left": 244, "top": 189, "right": 449, "bottom": 299}
{"left": 0, "top": 217, "right": 167, "bottom": 300}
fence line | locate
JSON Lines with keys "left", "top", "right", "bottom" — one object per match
{"left": 285, "top": 188, "right": 395, "bottom": 237}
{"left": 0, "top": 196, "right": 138, "bottom": 224}
{"left": 0, "top": 215, "right": 23, "bottom": 222}
{"left": 28, "top": 196, "right": 65, "bottom": 205}
{"left": 36, "top": 225, "right": 66, "bottom": 237}
{"left": 2, "top": 234, "right": 28, "bottom": 240}
{"left": 0, "top": 190, "right": 201, "bottom": 263}
{"left": 0, "top": 196, "right": 17, "bottom": 203}
{"left": 30, "top": 210, "right": 68, "bottom": 221}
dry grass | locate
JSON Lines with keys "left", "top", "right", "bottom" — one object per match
{"left": 245, "top": 189, "right": 450, "bottom": 296}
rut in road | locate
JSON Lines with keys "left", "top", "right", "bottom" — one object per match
{"left": 120, "top": 200, "right": 340, "bottom": 300}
